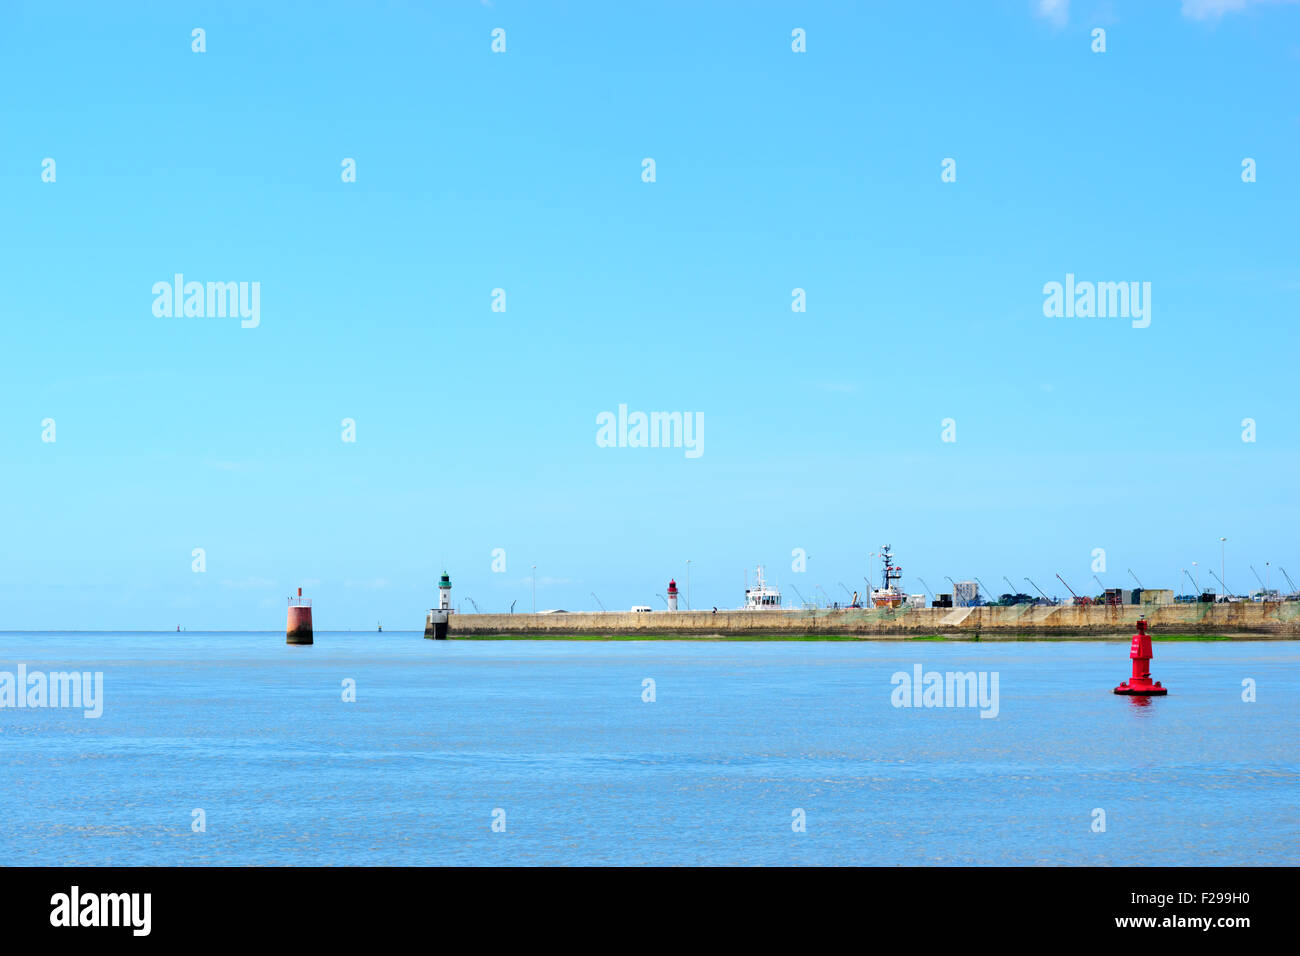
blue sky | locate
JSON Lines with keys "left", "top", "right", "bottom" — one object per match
{"left": 2, "top": 0, "right": 1298, "bottom": 627}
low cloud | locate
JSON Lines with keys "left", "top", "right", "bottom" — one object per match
{"left": 1181, "top": 0, "right": 1298, "bottom": 18}
{"left": 1034, "top": 0, "right": 1070, "bottom": 28}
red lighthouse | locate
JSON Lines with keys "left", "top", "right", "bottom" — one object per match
{"left": 1113, "top": 617, "right": 1166, "bottom": 696}
{"left": 667, "top": 579, "right": 679, "bottom": 611}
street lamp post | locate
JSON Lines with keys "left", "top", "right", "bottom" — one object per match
{"left": 1220, "top": 537, "right": 1227, "bottom": 598}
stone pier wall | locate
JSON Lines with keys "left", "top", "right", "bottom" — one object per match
{"left": 445, "top": 602, "right": 1300, "bottom": 639}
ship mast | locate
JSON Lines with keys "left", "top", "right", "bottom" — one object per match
{"left": 879, "top": 544, "right": 901, "bottom": 592}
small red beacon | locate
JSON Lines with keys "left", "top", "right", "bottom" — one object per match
{"left": 1113, "top": 617, "right": 1167, "bottom": 696}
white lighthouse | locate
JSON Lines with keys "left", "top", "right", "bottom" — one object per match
{"left": 426, "top": 571, "right": 452, "bottom": 639}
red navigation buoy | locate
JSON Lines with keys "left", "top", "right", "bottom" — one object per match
{"left": 1113, "top": 617, "right": 1166, "bottom": 696}
{"left": 287, "top": 586, "right": 313, "bottom": 646}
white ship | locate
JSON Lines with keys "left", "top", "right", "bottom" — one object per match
{"left": 744, "top": 565, "right": 783, "bottom": 609}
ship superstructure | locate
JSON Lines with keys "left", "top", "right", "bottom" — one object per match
{"left": 744, "top": 565, "right": 783, "bottom": 609}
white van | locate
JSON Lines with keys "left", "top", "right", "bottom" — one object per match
{"left": 631, "top": 605, "right": 653, "bottom": 613}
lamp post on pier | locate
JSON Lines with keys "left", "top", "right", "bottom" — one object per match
{"left": 1219, "top": 537, "right": 1227, "bottom": 599}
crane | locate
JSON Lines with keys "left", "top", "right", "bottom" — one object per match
{"left": 1025, "top": 577, "right": 1051, "bottom": 603}
{"left": 1280, "top": 567, "right": 1298, "bottom": 595}
{"left": 789, "top": 582, "right": 810, "bottom": 609}
{"left": 1182, "top": 569, "right": 1199, "bottom": 596}
{"left": 591, "top": 592, "right": 606, "bottom": 611}
{"left": 1056, "top": 573, "right": 1088, "bottom": 605}
{"left": 917, "top": 577, "right": 936, "bottom": 600}
{"left": 465, "top": 597, "right": 481, "bottom": 613}
{"left": 1208, "top": 569, "right": 1230, "bottom": 600}
{"left": 838, "top": 582, "right": 854, "bottom": 601}
{"left": 944, "top": 575, "right": 960, "bottom": 605}
{"left": 1093, "top": 574, "right": 1115, "bottom": 605}
{"left": 816, "top": 584, "right": 834, "bottom": 606}
{"left": 1250, "top": 565, "right": 1267, "bottom": 591}
{"left": 861, "top": 576, "right": 877, "bottom": 605}
{"left": 995, "top": 576, "right": 1023, "bottom": 605}
{"left": 974, "top": 577, "right": 993, "bottom": 606}
{"left": 1128, "top": 569, "right": 1144, "bottom": 589}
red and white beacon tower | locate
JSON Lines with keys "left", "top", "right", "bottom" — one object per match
{"left": 287, "top": 587, "right": 313, "bottom": 646}
{"left": 667, "top": 579, "right": 679, "bottom": 611}
{"left": 1113, "top": 617, "right": 1166, "bottom": 696}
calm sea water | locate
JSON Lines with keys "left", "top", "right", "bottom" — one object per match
{"left": 0, "top": 633, "right": 1295, "bottom": 866}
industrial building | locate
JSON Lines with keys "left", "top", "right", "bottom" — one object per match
{"left": 1136, "top": 588, "right": 1174, "bottom": 606}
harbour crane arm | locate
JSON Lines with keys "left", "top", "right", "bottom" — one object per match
{"left": 1055, "top": 573, "right": 1081, "bottom": 601}
{"left": 943, "top": 575, "right": 959, "bottom": 605}
{"left": 1208, "top": 569, "right": 1230, "bottom": 596}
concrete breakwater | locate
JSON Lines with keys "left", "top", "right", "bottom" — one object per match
{"left": 446, "top": 601, "right": 1300, "bottom": 639}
